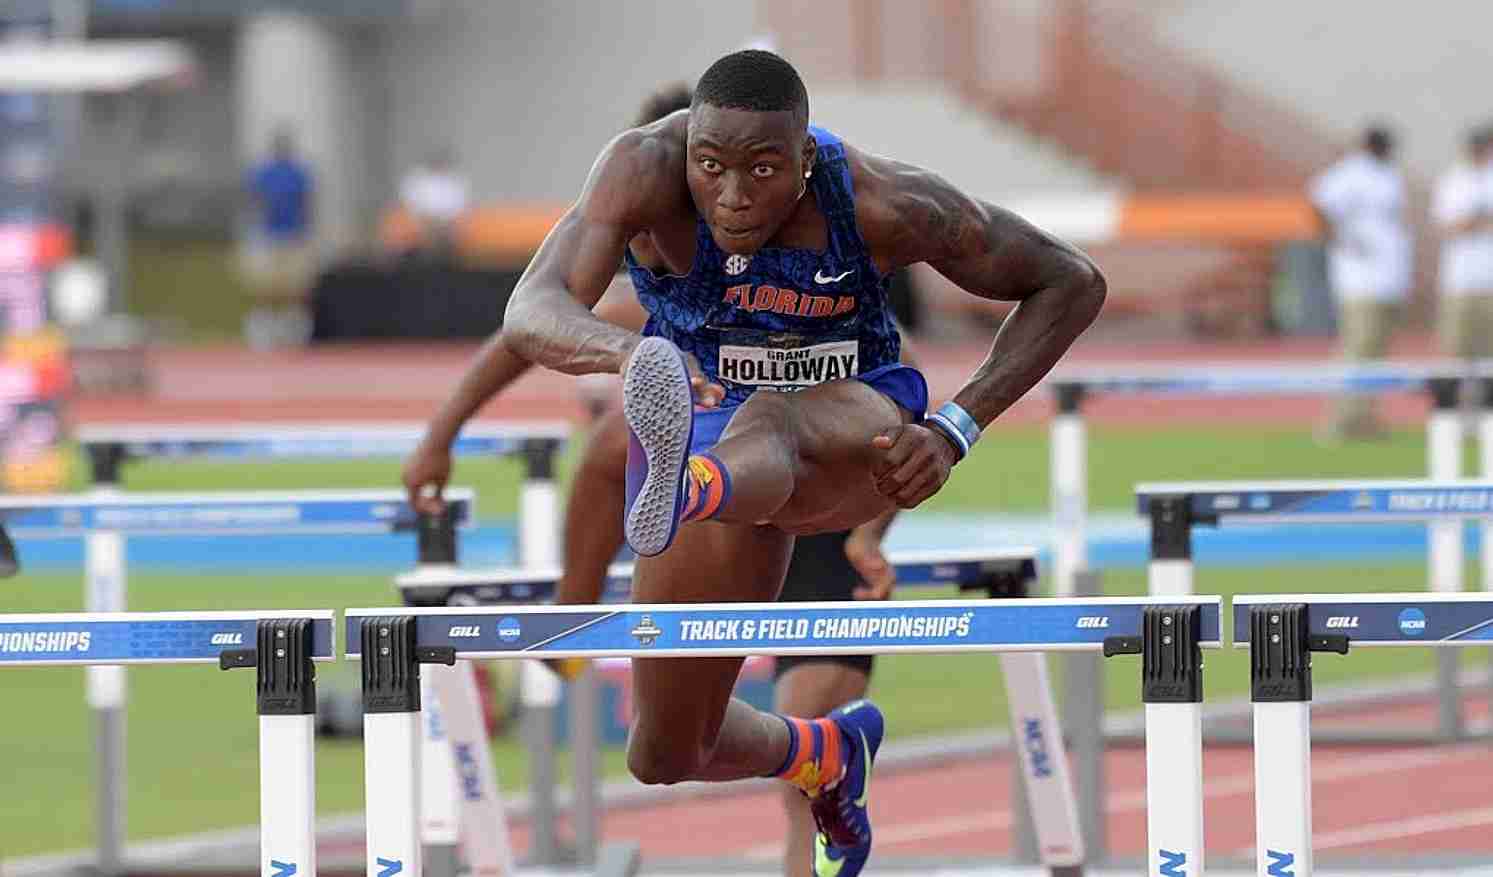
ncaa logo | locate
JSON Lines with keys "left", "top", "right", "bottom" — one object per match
{"left": 1397, "top": 608, "right": 1427, "bottom": 637}
{"left": 496, "top": 617, "right": 522, "bottom": 643}
{"left": 724, "top": 254, "right": 751, "bottom": 276}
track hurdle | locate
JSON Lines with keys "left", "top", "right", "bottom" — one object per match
{"left": 1137, "top": 478, "right": 1493, "bottom": 741}
{"left": 346, "top": 594, "right": 1222, "bottom": 877}
{"left": 0, "top": 488, "right": 469, "bottom": 877}
{"left": 1234, "top": 592, "right": 1493, "bottom": 875}
{"left": 397, "top": 547, "right": 1090, "bottom": 875}
{"left": 0, "top": 609, "right": 336, "bottom": 877}
{"left": 1049, "top": 362, "right": 1486, "bottom": 598}
{"left": 75, "top": 421, "right": 568, "bottom": 876}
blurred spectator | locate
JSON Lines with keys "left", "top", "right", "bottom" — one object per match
{"left": 242, "top": 126, "right": 315, "bottom": 349}
{"left": 1431, "top": 125, "right": 1493, "bottom": 361}
{"left": 1308, "top": 125, "right": 1413, "bottom": 440}
{"left": 398, "top": 145, "right": 470, "bottom": 260}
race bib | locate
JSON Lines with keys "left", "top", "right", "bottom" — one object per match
{"left": 718, "top": 340, "right": 859, "bottom": 390}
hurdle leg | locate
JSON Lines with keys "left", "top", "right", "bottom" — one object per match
{"left": 252, "top": 620, "right": 320, "bottom": 877}
{"left": 418, "top": 673, "right": 461, "bottom": 877}
{"left": 363, "top": 617, "right": 426, "bottom": 877}
{"left": 518, "top": 437, "right": 567, "bottom": 864}
{"left": 1250, "top": 605, "right": 1316, "bottom": 877}
{"left": 1051, "top": 383, "right": 1088, "bottom": 599}
{"left": 1139, "top": 607, "right": 1205, "bottom": 876}
{"left": 1428, "top": 378, "right": 1465, "bottom": 739}
{"left": 85, "top": 521, "right": 128, "bottom": 877}
{"left": 426, "top": 661, "right": 517, "bottom": 877}
{"left": 1146, "top": 495, "right": 1195, "bottom": 597}
{"left": 999, "top": 652, "right": 1085, "bottom": 874}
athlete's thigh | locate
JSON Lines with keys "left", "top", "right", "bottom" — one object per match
{"left": 734, "top": 379, "right": 909, "bottom": 532}
{"left": 629, "top": 520, "right": 794, "bottom": 742}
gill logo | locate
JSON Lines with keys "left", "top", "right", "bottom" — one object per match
{"left": 1266, "top": 850, "right": 1296, "bottom": 876}
{"left": 269, "top": 861, "right": 296, "bottom": 877}
{"left": 1158, "top": 849, "right": 1187, "bottom": 876}
{"left": 376, "top": 858, "right": 403, "bottom": 877}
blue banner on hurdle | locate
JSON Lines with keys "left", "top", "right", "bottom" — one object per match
{"left": 1136, "top": 480, "right": 1493, "bottom": 522}
{"left": 346, "top": 596, "right": 1222, "bottom": 660}
{"left": 1054, "top": 362, "right": 1461, "bottom": 398}
{"left": 394, "top": 547, "right": 1041, "bottom": 606}
{"left": 1233, "top": 594, "right": 1493, "bottom": 647}
{"left": 0, "top": 611, "right": 336, "bottom": 665}
{"left": 0, "top": 489, "right": 473, "bottom": 538}
{"left": 75, "top": 422, "right": 569, "bottom": 461}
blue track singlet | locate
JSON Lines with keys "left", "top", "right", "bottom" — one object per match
{"left": 625, "top": 126, "right": 928, "bottom": 452}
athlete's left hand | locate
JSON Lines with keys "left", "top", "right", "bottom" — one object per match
{"left": 869, "top": 423, "right": 958, "bottom": 509}
{"left": 845, "top": 518, "right": 896, "bottom": 600}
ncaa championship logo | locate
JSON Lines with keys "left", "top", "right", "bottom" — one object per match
{"left": 496, "top": 617, "right": 522, "bottom": 644}
{"left": 1397, "top": 608, "right": 1426, "bottom": 637}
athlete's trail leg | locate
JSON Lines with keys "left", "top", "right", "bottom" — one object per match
{"left": 774, "top": 663, "right": 872, "bottom": 877}
{"left": 625, "top": 522, "right": 795, "bottom": 784}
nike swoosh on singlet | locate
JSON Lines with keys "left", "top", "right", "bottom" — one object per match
{"left": 814, "top": 269, "right": 854, "bottom": 284}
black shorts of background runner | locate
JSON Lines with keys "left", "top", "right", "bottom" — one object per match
{"left": 774, "top": 530, "right": 875, "bottom": 680}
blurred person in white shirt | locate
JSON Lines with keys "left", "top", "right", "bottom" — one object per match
{"left": 1309, "top": 125, "right": 1414, "bottom": 440}
{"left": 399, "top": 145, "right": 470, "bottom": 258}
{"left": 1432, "top": 125, "right": 1493, "bottom": 361}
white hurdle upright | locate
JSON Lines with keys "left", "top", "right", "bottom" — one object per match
{"left": 398, "top": 547, "right": 1087, "bottom": 875}
{"left": 1137, "top": 477, "right": 1493, "bottom": 742}
{"left": 346, "top": 594, "right": 1223, "bottom": 877}
{"left": 1048, "top": 362, "right": 1476, "bottom": 598}
{"left": 0, "top": 610, "right": 336, "bottom": 877}
{"left": 0, "top": 487, "right": 472, "bottom": 877}
{"left": 1234, "top": 592, "right": 1493, "bottom": 877}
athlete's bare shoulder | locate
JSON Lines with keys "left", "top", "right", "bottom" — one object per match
{"left": 844, "top": 138, "right": 1096, "bottom": 297}
{"left": 580, "top": 110, "right": 692, "bottom": 233}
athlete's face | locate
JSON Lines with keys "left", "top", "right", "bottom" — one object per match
{"left": 686, "top": 104, "right": 815, "bottom": 256}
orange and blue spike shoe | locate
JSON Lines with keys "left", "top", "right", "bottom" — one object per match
{"left": 621, "top": 336, "right": 696, "bottom": 557}
{"left": 811, "top": 700, "right": 884, "bottom": 877}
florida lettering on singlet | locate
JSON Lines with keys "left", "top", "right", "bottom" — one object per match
{"left": 626, "top": 126, "right": 902, "bottom": 408}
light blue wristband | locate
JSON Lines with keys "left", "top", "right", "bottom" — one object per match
{"left": 924, "top": 401, "right": 981, "bottom": 462}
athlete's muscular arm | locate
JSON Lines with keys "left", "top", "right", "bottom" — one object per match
{"left": 868, "top": 158, "right": 1105, "bottom": 428}
{"left": 501, "top": 132, "right": 670, "bottom": 376}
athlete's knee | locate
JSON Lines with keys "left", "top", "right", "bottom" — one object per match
{"left": 625, "top": 722, "right": 712, "bottom": 785}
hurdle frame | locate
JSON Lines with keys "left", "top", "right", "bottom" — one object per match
{"left": 0, "top": 609, "right": 336, "bottom": 877}
{"left": 73, "top": 420, "right": 566, "bottom": 876}
{"left": 0, "top": 487, "right": 472, "bottom": 877}
{"left": 397, "top": 547, "right": 1094, "bottom": 875}
{"left": 346, "top": 594, "right": 1223, "bottom": 877}
{"left": 1048, "top": 363, "right": 1487, "bottom": 599}
{"left": 1234, "top": 592, "right": 1493, "bottom": 874}
{"left": 1137, "top": 477, "right": 1493, "bottom": 744}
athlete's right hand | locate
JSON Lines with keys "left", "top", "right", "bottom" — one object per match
{"left": 403, "top": 438, "right": 454, "bottom": 517}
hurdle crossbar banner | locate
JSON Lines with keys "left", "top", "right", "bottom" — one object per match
{"left": 1136, "top": 479, "right": 1493, "bottom": 524}
{"left": 0, "top": 610, "right": 332, "bottom": 877}
{"left": 0, "top": 488, "right": 475, "bottom": 539}
{"left": 0, "top": 609, "right": 336, "bottom": 665}
{"left": 346, "top": 596, "right": 1222, "bottom": 660}
{"left": 75, "top": 421, "right": 570, "bottom": 461}
{"left": 1233, "top": 592, "right": 1493, "bottom": 647}
{"left": 1049, "top": 360, "right": 1468, "bottom": 397}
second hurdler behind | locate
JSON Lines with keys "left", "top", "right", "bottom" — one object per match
{"left": 497, "top": 51, "right": 1101, "bottom": 876}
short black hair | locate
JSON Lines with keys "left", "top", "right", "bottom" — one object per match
{"left": 1363, "top": 125, "right": 1395, "bottom": 159}
{"left": 1470, "top": 124, "right": 1493, "bottom": 152}
{"left": 634, "top": 82, "right": 694, "bottom": 128}
{"left": 693, "top": 50, "right": 808, "bottom": 126}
